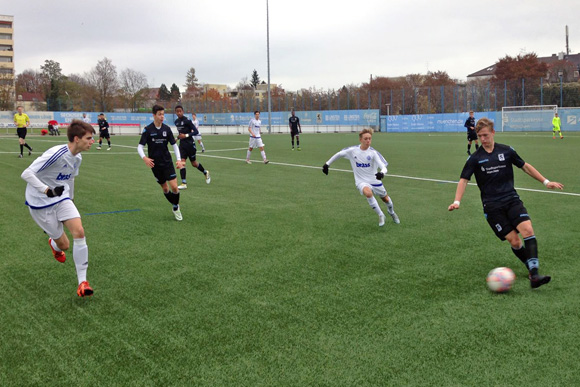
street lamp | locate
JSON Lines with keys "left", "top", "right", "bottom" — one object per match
{"left": 64, "top": 91, "right": 72, "bottom": 111}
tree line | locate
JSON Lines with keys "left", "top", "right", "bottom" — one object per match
{"left": 9, "top": 52, "right": 580, "bottom": 114}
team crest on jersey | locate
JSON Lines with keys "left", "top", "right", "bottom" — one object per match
{"left": 366, "top": 156, "right": 371, "bottom": 161}
{"left": 498, "top": 153, "right": 505, "bottom": 161}
{"left": 481, "top": 166, "right": 485, "bottom": 172}
{"left": 163, "top": 131, "right": 167, "bottom": 137}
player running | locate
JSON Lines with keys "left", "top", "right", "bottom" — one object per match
{"left": 322, "top": 128, "right": 400, "bottom": 226}
{"left": 552, "top": 112, "right": 563, "bottom": 139}
{"left": 246, "top": 111, "right": 269, "bottom": 164}
{"left": 289, "top": 109, "right": 302, "bottom": 150}
{"left": 138, "top": 105, "right": 185, "bottom": 221}
{"left": 14, "top": 106, "right": 33, "bottom": 158}
{"left": 21, "top": 120, "right": 96, "bottom": 297}
{"left": 448, "top": 117, "right": 563, "bottom": 289}
{"left": 174, "top": 106, "right": 210, "bottom": 190}
{"left": 97, "top": 113, "right": 112, "bottom": 150}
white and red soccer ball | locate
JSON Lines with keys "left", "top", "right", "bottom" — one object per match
{"left": 486, "top": 267, "right": 516, "bottom": 293}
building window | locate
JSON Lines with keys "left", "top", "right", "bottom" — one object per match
{"left": 575, "top": 71, "right": 580, "bottom": 78}
{"left": 0, "top": 56, "right": 12, "bottom": 62}
{"left": 0, "top": 33, "right": 12, "bottom": 40}
{"left": 0, "top": 44, "right": 12, "bottom": 51}
{"left": 0, "top": 67, "right": 13, "bottom": 74}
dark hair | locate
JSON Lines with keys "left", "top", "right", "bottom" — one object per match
{"left": 254, "top": 110, "right": 260, "bottom": 114}
{"left": 475, "top": 117, "right": 494, "bottom": 133}
{"left": 152, "top": 104, "right": 165, "bottom": 115}
{"left": 175, "top": 105, "right": 184, "bottom": 111}
{"left": 67, "top": 119, "right": 95, "bottom": 142}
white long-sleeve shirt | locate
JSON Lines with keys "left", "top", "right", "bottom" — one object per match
{"left": 326, "top": 145, "right": 388, "bottom": 187}
{"left": 21, "top": 144, "right": 81, "bottom": 209}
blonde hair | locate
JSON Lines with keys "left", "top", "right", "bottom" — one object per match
{"left": 359, "top": 128, "right": 374, "bottom": 139}
{"left": 475, "top": 118, "right": 494, "bottom": 133}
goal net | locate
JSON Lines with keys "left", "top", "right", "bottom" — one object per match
{"left": 501, "top": 105, "right": 558, "bottom": 132}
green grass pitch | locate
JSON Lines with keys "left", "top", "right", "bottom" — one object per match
{"left": 0, "top": 130, "right": 579, "bottom": 385}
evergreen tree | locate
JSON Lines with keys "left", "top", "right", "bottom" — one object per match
{"left": 250, "top": 69, "right": 260, "bottom": 88}
{"left": 159, "top": 83, "right": 171, "bottom": 101}
{"left": 170, "top": 83, "right": 181, "bottom": 101}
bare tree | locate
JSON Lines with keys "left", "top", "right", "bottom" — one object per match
{"left": 0, "top": 72, "right": 15, "bottom": 110}
{"left": 87, "top": 57, "right": 119, "bottom": 111}
{"left": 119, "top": 68, "right": 148, "bottom": 111}
{"left": 15, "top": 69, "right": 44, "bottom": 94}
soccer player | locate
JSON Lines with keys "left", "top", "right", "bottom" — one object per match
{"left": 552, "top": 112, "right": 563, "bottom": 139}
{"left": 21, "top": 120, "right": 96, "bottom": 297}
{"left": 191, "top": 113, "right": 205, "bottom": 152}
{"left": 289, "top": 109, "right": 302, "bottom": 150}
{"left": 448, "top": 117, "right": 564, "bottom": 289}
{"left": 82, "top": 113, "right": 91, "bottom": 124}
{"left": 174, "top": 106, "right": 210, "bottom": 190}
{"left": 464, "top": 110, "right": 479, "bottom": 155}
{"left": 246, "top": 111, "right": 269, "bottom": 164}
{"left": 96, "top": 113, "right": 112, "bottom": 150}
{"left": 13, "top": 106, "right": 33, "bottom": 158}
{"left": 138, "top": 105, "right": 185, "bottom": 221}
{"left": 322, "top": 128, "right": 400, "bottom": 226}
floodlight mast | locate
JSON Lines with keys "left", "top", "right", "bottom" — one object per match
{"left": 266, "top": 0, "right": 272, "bottom": 133}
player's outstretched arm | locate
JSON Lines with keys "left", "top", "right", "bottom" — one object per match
{"left": 448, "top": 178, "right": 469, "bottom": 211}
{"left": 522, "top": 163, "right": 564, "bottom": 190}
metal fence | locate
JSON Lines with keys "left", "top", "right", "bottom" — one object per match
{"left": 42, "top": 78, "right": 580, "bottom": 115}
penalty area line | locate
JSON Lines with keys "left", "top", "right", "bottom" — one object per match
{"left": 200, "top": 153, "right": 580, "bottom": 198}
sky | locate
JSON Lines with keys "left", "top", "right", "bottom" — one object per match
{"left": 5, "top": 0, "right": 580, "bottom": 92}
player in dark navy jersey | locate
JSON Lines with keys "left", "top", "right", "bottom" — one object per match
{"left": 138, "top": 105, "right": 185, "bottom": 221}
{"left": 97, "top": 113, "right": 112, "bottom": 150}
{"left": 174, "top": 106, "right": 210, "bottom": 190}
{"left": 464, "top": 111, "right": 479, "bottom": 155}
{"left": 449, "top": 117, "right": 563, "bottom": 289}
{"left": 288, "top": 110, "right": 302, "bottom": 150}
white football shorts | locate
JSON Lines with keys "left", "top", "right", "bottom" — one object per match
{"left": 193, "top": 135, "right": 202, "bottom": 141}
{"left": 249, "top": 137, "right": 265, "bottom": 149}
{"left": 357, "top": 182, "right": 387, "bottom": 198}
{"left": 28, "top": 199, "right": 81, "bottom": 240}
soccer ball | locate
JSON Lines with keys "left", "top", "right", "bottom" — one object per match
{"left": 486, "top": 267, "right": 516, "bottom": 293}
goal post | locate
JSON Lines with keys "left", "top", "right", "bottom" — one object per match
{"left": 501, "top": 105, "right": 558, "bottom": 132}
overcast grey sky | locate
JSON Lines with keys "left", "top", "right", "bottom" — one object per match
{"left": 5, "top": 0, "right": 580, "bottom": 92}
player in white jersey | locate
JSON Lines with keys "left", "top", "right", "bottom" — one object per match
{"left": 246, "top": 111, "right": 269, "bottom": 164}
{"left": 82, "top": 113, "right": 91, "bottom": 124}
{"left": 21, "top": 120, "right": 96, "bottom": 297}
{"left": 191, "top": 113, "right": 205, "bottom": 152}
{"left": 323, "top": 128, "right": 400, "bottom": 226}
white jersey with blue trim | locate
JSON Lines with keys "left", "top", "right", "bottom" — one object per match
{"left": 249, "top": 118, "right": 262, "bottom": 138}
{"left": 22, "top": 144, "right": 81, "bottom": 209}
{"left": 326, "top": 145, "right": 388, "bottom": 186}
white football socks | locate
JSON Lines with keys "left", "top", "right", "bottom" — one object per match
{"left": 51, "top": 238, "right": 62, "bottom": 252}
{"left": 246, "top": 150, "right": 252, "bottom": 161}
{"left": 385, "top": 198, "right": 395, "bottom": 214}
{"left": 260, "top": 150, "right": 267, "bottom": 161}
{"left": 73, "top": 237, "right": 89, "bottom": 284}
{"left": 367, "top": 197, "right": 384, "bottom": 216}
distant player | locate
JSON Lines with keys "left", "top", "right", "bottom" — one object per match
{"left": 464, "top": 110, "right": 479, "bottom": 155}
{"left": 191, "top": 113, "right": 205, "bottom": 152}
{"left": 21, "top": 120, "right": 96, "bottom": 297}
{"left": 448, "top": 117, "right": 563, "bottom": 289}
{"left": 97, "top": 113, "right": 112, "bottom": 150}
{"left": 246, "top": 110, "right": 269, "bottom": 164}
{"left": 552, "top": 112, "right": 563, "bottom": 139}
{"left": 289, "top": 109, "right": 302, "bottom": 150}
{"left": 82, "top": 113, "right": 91, "bottom": 124}
{"left": 322, "top": 128, "right": 400, "bottom": 226}
{"left": 174, "top": 106, "right": 210, "bottom": 190}
{"left": 137, "top": 105, "right": 185, "bottom": 221}
{"left": 13, "top": 106, "right": 33, "bottom": 158}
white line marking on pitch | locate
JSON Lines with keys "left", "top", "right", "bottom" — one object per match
{"left": 198, "top": 154, "right": 580, "bottom": 198}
